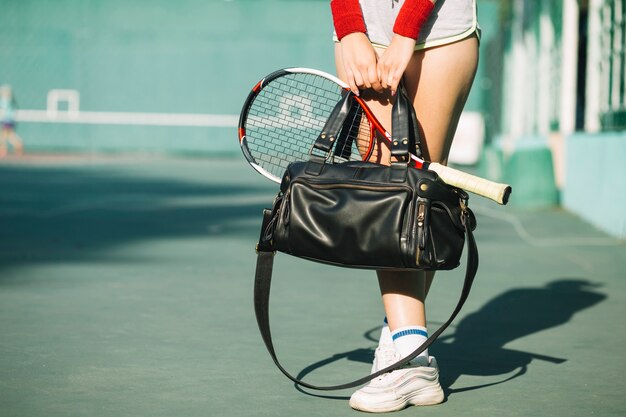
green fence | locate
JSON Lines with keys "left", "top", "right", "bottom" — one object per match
{"left": 1, "top": 0, "right": 498, "bottom": 155}
{"left": 0, "top": 0, "right": 338, "bottom": 154}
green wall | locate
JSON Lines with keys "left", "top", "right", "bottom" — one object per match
{"left": 0, "top": 0, "right": 336, "bottom": 154}
{"left": 563, "top": 132, "right": 626, "bottom": 239}
{"left": 1, "top": 0, "right": 495, "bottom": 154}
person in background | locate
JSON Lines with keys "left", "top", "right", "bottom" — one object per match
{"left": 0, "top": 84, "right": 24, "bottom": 158}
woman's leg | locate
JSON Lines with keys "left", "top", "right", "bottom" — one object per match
{"left": 379, "top": 34, "right": 479, "bottom": 336}
{"left": 7, "top": 130, "right": 23, "bottom": 155}
{"left": 0, "top": 129, "right": 8, "bottom": 157}
{"left": 337, "top": 33, "right": 478, "bottom": 413}
{"left": 336, "top": 33, "right": 479, "bottom": 336}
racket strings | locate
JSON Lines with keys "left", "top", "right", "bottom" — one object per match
{"left": 245, "top": 73, "right": 343, "bottom": 178}
{"left": 243, "top": 72, "right": 377, "bottom": 178}
{"left": 339, "top": 103, "right": 386, "bottom": 164}
{"left": 332, "top": 104, "right": 373, "bottom": 162}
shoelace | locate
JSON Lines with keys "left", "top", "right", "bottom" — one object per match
{"left": 374, "top": 344, "right": 401, "bottom": 378}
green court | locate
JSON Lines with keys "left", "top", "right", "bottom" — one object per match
{"left": 1, "top": 155, "right": 624, "bottom": 416}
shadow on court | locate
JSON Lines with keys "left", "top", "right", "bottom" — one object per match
{"left": 0, "top": 161, "right": 272, "bottom": 275}
{"left": 293, "top": 278, "right": 607, "bottom": 400}
{"left": 434, "top": 278, "right": 606, "bottom": 394}
{"left": 1, "top": 156, "right": 623, "bottom": 417}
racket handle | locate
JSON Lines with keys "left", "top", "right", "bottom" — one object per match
{"left": 428, "top": 163, "right": 512, "bottom": 205}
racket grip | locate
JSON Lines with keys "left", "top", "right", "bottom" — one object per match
{"left": 428, "top": 163, "right": 512, "bottom": 205}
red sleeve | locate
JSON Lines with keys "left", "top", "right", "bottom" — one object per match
{"left": 393, "top": 0, "right": 435, "bottom": 40}
{"left": 330, "top": 0, "right": 367, "bottom": 41}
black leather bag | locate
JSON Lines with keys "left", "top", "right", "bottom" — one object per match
{"left": 254, "top": 88, "right": 479, "bottom": 391}
{"left": 271, "top": 160, "right": 472, "bottom": 270}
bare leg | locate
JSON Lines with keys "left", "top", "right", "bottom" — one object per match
{"left": 0, "top": 129, "right": 8, "bottom": 157}
{"left": 380, "top": 35, "right": 479, "bottom": 331}
{"left": 335, "top": 34, "right": 479, "bottom": 332}
{"left": 7, "top": 131, "right": 23, "bottom": 155}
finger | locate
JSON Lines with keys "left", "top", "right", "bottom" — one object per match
{"left": 378, "top": 62, "right": 389, "bottom": 89}
{"left": 353, "top": 70, "right": 367, "bottom": 91}
{"left": 356, "top": 68, "right": 372, "bottom": 90}
{"left": 375, "top": 66, "right": 384, "bottom": 92}
{"left": 345, "top": 68, "right": 360, "bottom": 96}
{"left": 367, "top": 66, "right": 383, "bottom": 92}
{"left": 371, "top": 79, "right": 383, "bottom": 93}
{"left": 388, "top": 70, "right": 401, "bottom": 96}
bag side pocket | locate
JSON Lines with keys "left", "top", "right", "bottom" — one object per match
{"left": 283, "top": 179, "right": 414, "bottom": 269}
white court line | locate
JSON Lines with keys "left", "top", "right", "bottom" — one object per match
{"left": 474, "top": 205, "right": 623, "bottom": 247}
{"left": 13, "top": 109, "right": 239, "bottom": 127}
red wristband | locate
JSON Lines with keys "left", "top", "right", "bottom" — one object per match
{"left": 330, "top": 0, "right": 367, "bottom": 41}
{"left": 393, "top": 0, "right": 435, "bottom": 40}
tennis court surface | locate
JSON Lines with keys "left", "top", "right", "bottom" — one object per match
{"left": 1, "top": 155, "right": 624, "bottom": 417}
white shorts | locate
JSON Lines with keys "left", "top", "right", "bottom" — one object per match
{"left": 334, "top": 0, "right": 480, "bottom": 50}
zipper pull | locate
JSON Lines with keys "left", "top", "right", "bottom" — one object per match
{"left": 417, "top": 198, "right": 428, "bottom": 247}
{"left": 458, "top": 190, "right": 469, "bottom": 227}
{"left": 415, "top": 197, "right": 429, "bottom": 265}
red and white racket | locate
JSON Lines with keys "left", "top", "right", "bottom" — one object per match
{"left": 238, "top": 68, "right": 511, "bottom": 205}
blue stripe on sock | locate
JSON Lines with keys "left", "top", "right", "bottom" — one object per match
{"left": 391, "top": 328, "right": 428, "bottom": 340}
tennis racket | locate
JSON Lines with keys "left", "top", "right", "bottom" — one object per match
{"left": 238, "top": 67, "right": 511, "bottom": 205}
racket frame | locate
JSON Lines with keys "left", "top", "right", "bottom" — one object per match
{"left": 238, "top": 67, "right": 511, "bottom": 204}
{"left": 238, "top": 68, "right": 355, "bottom": 183}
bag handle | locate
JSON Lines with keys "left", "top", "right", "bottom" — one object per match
{"left": 253, "top": 211, "right": 479, "bottom": 391}
{"left": 402, "top": 83, "right": 424, "bottom": 159}
{"left": 309, "top": 86, "right": 422, "bottom": 171}
{"left": 305, "top": 92, "right": 355, "bottom": 176}
{"left": 389, "top": 85, "right": 426, "bottom": 182}
{"left": 389, "top": 85, "right": 417, "bottom": 182}
{"left": 391, "top": 83, "right": 423, "bottom": 160}
{"left": 309, "top": 92, "right": 355, "bottom": 159}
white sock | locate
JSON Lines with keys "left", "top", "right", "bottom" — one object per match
{"left": 378, "top": 317, "right": 392, "bottom": 346}
{"left": 391, "top": 325, "right": 429, "bottom": 364}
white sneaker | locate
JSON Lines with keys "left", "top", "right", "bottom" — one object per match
{"left": 370, "top": 343, "right": 398, "bottom": 374}
{"left": 350, "top": 352, "right": 444, "bottom": 413}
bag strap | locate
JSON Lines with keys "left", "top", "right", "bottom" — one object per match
{"left": 399, "top": 83, "right": 423, "bottom": 159}
{"left": 391, "top": 83, "right": 423, "bottom": 159}
{"left": 310, "top": 86, "right": 422, "bottom": 170}
{"left": 253, "top": 212, "right": 479, "bottom": 391}
{"left": 310, "top": 92, "right": 355, "bottom": 159}
{"left": 332, "top": 100, "right": 363, "bottom": 161}
{"left": 306, "top": 92, "right": 356, "bottom": 176}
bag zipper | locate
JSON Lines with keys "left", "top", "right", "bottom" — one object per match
{"left": 415, "top": 197, "right": 428, "bottom": 266}
{"left": 291, "top": 178, "right": 414, "bottom": 194}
